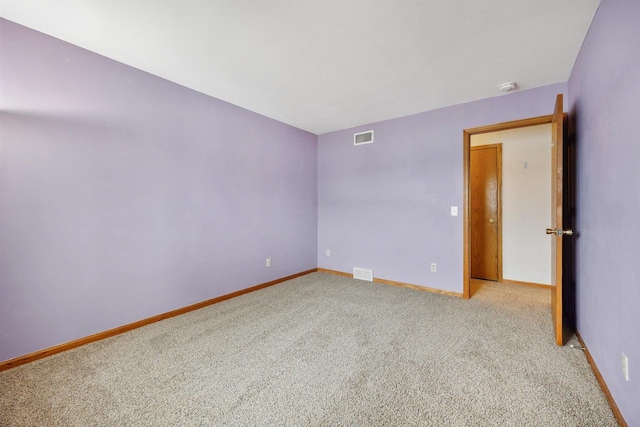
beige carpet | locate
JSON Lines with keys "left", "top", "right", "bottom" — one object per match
{"left": 0, "top": 272, "right": 616, "bottom": 426}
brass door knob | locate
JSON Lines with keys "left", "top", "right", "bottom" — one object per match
{"left": 546, "top": 228, "right": 574, "bottom": 236}
{"left": 489, "top": 219, "right": 495, "bottom": 224}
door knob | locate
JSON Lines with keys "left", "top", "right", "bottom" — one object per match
{"left": 546, "top": 228, "right": 574, "bottom": 236}
{"left": 489, "top": 219, "right": 495, "bottom": 224}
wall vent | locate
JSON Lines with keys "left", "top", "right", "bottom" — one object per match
{"left": 354, "top": 130, "right": 374, "bottom": 146}
{"left": 353, "top": 267, "right": 373, "bottom": 282}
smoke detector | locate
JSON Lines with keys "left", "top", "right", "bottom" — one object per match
{"left": 499, "top": 82, "right": 517, "bottom": 92}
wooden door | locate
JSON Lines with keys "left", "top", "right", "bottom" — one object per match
{"left": 549, "top": 94, "right": 570, "bottom": 346}
{"left": 470, "top": 144, "right": 502, "bottom": 281}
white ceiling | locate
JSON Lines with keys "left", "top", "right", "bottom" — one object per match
{"left": 0, "top": 1, "right": 600, "bottom": 135}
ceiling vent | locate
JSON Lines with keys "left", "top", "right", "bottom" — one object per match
{"left": 354, "top": 130, "right": 374, "bottom": 146}
{"left": 353, "top": 267, "right": 373, "bottom": 282}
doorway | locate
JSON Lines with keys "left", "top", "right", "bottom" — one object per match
{"left": 463, "top": 115, "right": 554, "bottom": 299}
{"left": 463, "top": 95, "right": 569, "bottom": 346}
{"left": 470, "top": 124, "right": 555, "bottom": 293}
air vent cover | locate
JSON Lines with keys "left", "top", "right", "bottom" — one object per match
{"left": 354, "top": 130, "right": 374, "bottom": 146}
{"left": 353, "top": 267, "right": 373, "bottom": 282}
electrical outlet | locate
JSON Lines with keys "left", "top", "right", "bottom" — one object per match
{"left": 266, "top": 258, "right": 272, "bottom": 268}
{"left": 326, "top": 249, "right": 331, "bottom": 257}
{"left": 451, "top": 206, "right": 458, "bottom": 216}
{"left": 622, "top": 353, "right": 629, "bottom": 381}
{"left": 431, "top": 263, "right": 437, "bottom": 272}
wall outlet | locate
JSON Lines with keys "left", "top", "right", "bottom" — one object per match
{"left": 326, "top": 249, "right": 331, "bottom": 256}
{"left": 266, "top": 258, "right": 272, "bottom": 268}
{"left": 431, "top": 263, "right": 437, "bottom": 272}
{"left": 622, "top": 353, "right": 629, "bottom": 381}
{"left": 451, "top": 206, "right": 458, "bottom": 216}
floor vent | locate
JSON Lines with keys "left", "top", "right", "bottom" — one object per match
{"left": 353, "top": 267, "right": 373, "bottom": 282}
{"left": 354, "top": 130, "right": 374, "bottom": 146}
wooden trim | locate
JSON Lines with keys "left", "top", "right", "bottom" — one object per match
{"left": 375, "top": 278, "right": 463, "bottom": 298}
{"left": 576, "top": 331, "right": 628, "bottom": 427}
{"left": 466, "top": 115, "right": 553, "bottom": 136}
{"left": 318, "top": 268, "right": 463, "bottom": 298}
{"left": 0, "top": 268, "right": 318, "bottom": 372}
{"left": 497, "top": 144, "right": 503, "bottom": 282}
{"left": 501, "top": 279, "right": 552, "bottom": 290}
{"left": 463, "top": 130, "right": 471, "bottom": 299}
{"left": 317, "top": 267, "right": 351, "bottom": 277}
{"left": 463, "top": 114, "right": 554, "bottom": 300}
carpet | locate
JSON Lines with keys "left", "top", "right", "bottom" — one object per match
{"left": 0, "top": 272, "right": 617, "bottom": 426}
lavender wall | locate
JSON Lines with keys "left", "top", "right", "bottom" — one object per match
{"left": 568, "top": 0, "right": 640, "bottom": 423}
{"left": 0, "top": 19, "right": 318, "bottom": 362}
{"left": 318, "top": 83, "right": 567, "bottom": 293}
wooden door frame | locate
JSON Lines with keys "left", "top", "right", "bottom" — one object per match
{"left": 470, "top": 143, "right": 503, "bottom": 282}
{"left": 463, "top": 115, "right": 554, "bottom": 299}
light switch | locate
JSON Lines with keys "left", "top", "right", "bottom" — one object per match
{"left": 451, "top": 206, "right": 458, "bottom": 216}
